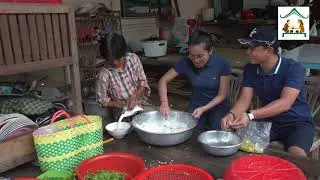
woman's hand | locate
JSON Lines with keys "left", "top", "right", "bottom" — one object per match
{"left": 160, "top": 101, "right": 170, "bottom": 119}
{"left": 158, "top": 68, "right": 178, "bottom": 119}
{"left": 192, "top": 106, "right": 206, "bottom": 119}
{"left": 127, "top": 94, "right": 140, "bottom": 110}
{"left": 112, "top": 100, "right": 127, "bottom": 109}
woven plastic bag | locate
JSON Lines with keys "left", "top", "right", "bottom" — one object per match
{"left": 236, "top": 121, "right": 272, "bottom": 153}
{"left": 33, "top": 110, "right": 103, "bottom": 172}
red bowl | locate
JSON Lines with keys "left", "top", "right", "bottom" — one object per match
{"left": 136, "top": 164, "right": 214, "bottom": 180}
{"left": 224, "top": 155, "right": 306, "bottom": 180}
{"left": 76, "top": 152, "right": 146, "bottom": 180}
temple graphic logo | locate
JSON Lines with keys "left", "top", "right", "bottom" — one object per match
{"left": 278, "top": 7, "right": 310, "bottom": 40}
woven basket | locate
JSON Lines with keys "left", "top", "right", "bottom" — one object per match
{"left": 33, "top": 110, "right": 103, "bottom": 172}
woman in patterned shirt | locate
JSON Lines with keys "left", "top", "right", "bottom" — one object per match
{"left": 96, "top": 33, "right": 151, "bottom": 120}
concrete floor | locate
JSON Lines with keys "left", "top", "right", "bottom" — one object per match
{"left": 0, "top": 162, "right": 41, "bottom": 177}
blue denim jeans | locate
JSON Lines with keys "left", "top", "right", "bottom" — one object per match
{"left": 187, "top": 103, "right": 230, "bottom": 130}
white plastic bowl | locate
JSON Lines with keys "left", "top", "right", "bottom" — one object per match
{"left": 105, "top": 122, "right": 131, "bottom": 139}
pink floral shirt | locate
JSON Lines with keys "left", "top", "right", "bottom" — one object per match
{"left": 96, "top": 53, "right": 151, "bottom": 105}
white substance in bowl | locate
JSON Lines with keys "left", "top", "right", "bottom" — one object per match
{"left": 105, "top": 122, "right": 131, "bottom": 139}
{"left": 136, "top": 120, "right": 188, "bottom": 134}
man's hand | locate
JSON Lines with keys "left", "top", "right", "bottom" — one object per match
{"left": 159, "top": 101, "right": 170, "bottom": 119}
{"left": 229, "top": 113, "right": 250, "bottom": 129}
{"left": 221, "top": 113, "right": 234, "bottom": 131}
{"left": 192, "top": 106, "right": 206, "bottom": 119}
{"left": 127, "top": 94, "right": 140, "bottom": 110}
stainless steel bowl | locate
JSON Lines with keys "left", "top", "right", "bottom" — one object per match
{"left": 132, "top": 110, "right": 197, "bottom": 146}
{"left": 198, "top": 130, "right": 242, "bottom": 156}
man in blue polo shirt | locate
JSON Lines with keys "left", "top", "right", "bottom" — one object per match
{"left": 221, "top": 27, "right": 315, "bottom": 156}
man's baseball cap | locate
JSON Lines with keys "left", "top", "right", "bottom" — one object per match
{"left": 238, "top": 26, "right": 280, "bottom": 48}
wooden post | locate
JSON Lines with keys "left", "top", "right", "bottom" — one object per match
{"left": 68, "top": 11, "right": 83, "bottom": 113}
{"left": 65, "top": 65, "right": 71, "bottom": 85}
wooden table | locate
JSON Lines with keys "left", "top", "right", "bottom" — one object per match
{"left": 104, "top": 132, "right": 320, "bottom": 179}
{"left": 105, "top": 132, "right": 239, "bottom": 178}
{"left": 2, "top": 131, "right": 320, "bottom": 179}
{"left": 201, "top": 19, "right": 277, "bottom": 26}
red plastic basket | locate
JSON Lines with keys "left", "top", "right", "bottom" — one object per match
{"left": 136, "top": 164, "right": 214, "bottom": 180}
{"left": 0, "top": 0, "right": 61, "bottom": 3}
{"left": 76, "top": 152, "right": 146, "bottom": 180}
{"left": 224, "top": 155, "right": 306, "bottom": 180}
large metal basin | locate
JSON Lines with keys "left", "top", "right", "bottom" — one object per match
{"left": 131, "top": 110, "right": 197, "bottom": 146}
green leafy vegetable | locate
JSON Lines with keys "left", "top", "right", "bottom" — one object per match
{"left": 37, "top": 170, "right": 74, "bottom": 180}
{"left": 85, "top": 171, "right": 125, "bottom": 180}
{"left": 39, "top": 176, "right": 73, "bottom": 180}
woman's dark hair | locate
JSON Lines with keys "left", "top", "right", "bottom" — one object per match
{"left": 188, "top": 30, "right": 213, "bottom": 51}
{"left": 99, "top": 33, "right": 128, "bottom": 61}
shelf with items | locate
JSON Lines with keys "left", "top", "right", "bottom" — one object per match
{"left": 75, "top": 11, "right": 121, "bottom": 99}
{"left": 75, "top": 11, "right": 121, "bottom": 67}
{"left": 79, "top": 67, "right": 101, "bottom": 98}
{"left": 76, "top": 11, "right": 122, "bottom": 46}
{"left": 121, "top": 0, "right": 170, "bottom": 17}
